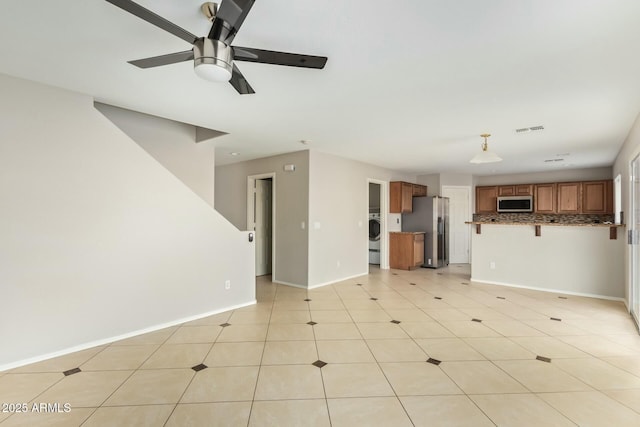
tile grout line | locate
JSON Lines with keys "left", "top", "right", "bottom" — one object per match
{"left": 6, "top": 267, "right": 640, "bottom": 425}
{"left": 347, "top": 277, "right": 424, "bottom": 426}
{"left": 158, "top": 312, "right": 232, "bottom": 427}
{"left": 35, "top": 327, "right": 181, "bottom": 426}
{"left": 308, "top": 286, "right": 333, "bottom": 427}
{"left": 244, "top": 278, "right": 277, "bottom": 427}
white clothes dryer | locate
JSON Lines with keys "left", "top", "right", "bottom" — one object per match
{"left": 368, "top": 213, "right": 381, "bottom": 264}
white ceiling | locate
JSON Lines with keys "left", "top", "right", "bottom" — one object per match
{"left": 1, "top": 0, "right": 640, "bottom": 175}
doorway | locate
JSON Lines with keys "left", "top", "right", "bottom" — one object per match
{"left": 441, "top": 185, "right": 471, "bottom": 264}
{"left": 630, "top": 155, "right": 640, "bottom": 328}
{"left": 247, "top": 174, "right": 275, "bottom": 277}
{"left": 369, "top": 182, "right": 382, "bottom": 266}
{"left": 367, "top": 179, "right": 388, "bottom": 270}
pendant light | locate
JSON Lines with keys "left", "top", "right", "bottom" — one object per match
{"left": 470, "top": 133, "right": 502, "bottom": 164}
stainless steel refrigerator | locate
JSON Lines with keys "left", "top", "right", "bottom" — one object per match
{"left": 402, "top": 196, "right": 449, "bottom": 268}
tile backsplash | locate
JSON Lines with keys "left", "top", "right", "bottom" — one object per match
{"left": 473, "top": 213, "right": 614, "bottom": 224}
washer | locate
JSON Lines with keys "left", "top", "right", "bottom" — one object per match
{"left": 368, "top": 213, "right": 381, "bottom": 264}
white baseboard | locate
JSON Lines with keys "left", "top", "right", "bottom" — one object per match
{"left": 308, "top": 272, "right": 369, "bottom": 289}
{"left": 470, "top": 277, "right": 625, "bottom": 302}
{"left": 272, "top": 279, "right": 307, "bottom": 289}
{"left": 1, "top": 300, "right": 256, "bottom": 372}
{"left": 272, "top": 273, "right": 369, "bottom": 290}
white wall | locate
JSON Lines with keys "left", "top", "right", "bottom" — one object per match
{"left": 215, "top": 151, "right": 309, "bottom": 286}
{"left": 308, "top": 150, "right": 414, "bottom": 287}
{"left": 418, "top": 173, "right": 474, "bottom": 197}
{"left": 94, "top": 103, "right": 216, "bottom": 207}
{"left": 475, "top": 167, "right": 612, "bottom": 186}
{"left": 388, "top": 214, "right": 402, "bottom": 232}
{"left": 0, "top": 74, "right": 255, "bottom": 369}
{"left": 440, "top": 173, "right": 474, "bottom": 188}
{"left": 417, "top": 174, "right": 440, "bottom": 196}
{"left": 613, "top": 112, "right": 640, "bottom": 303}
{"left": 471, "top": 225, "right": 624, "bottom": 299}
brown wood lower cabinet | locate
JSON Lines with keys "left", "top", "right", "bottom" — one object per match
{"left": 389, "top": 232, "right": 425, "bottom": 270}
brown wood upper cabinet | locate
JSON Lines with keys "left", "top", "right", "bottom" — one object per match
{"left": 390, "top": 181, "right": 427, "bottom": 213}
{"left": 582, "top": 180, "right": 613, "bottom": 214}
{"left": 476, "top": 186, "right": 498, "bottom": 213}
{"left": 556, "top": 182, "right": 582, "bottom": 214}
{"left": 606, "top": 180, "right": 614, "bottom": 214}
{"left": 498, "top": 185, "right": 515, "bottom": 196}
{"left": 534, "top": 183, "right": 556, "bottom": 213}
{"left": 477, "top": 180, "right": 613, "bottom": 215}
{"left": 498, "top": 184, "right": 533, "bottom": 196}
{"left": 412, "top": 184, "right": 427, "bottom": 197}
{"left": 516, "top": 184, "right": 533, "bottom": 196}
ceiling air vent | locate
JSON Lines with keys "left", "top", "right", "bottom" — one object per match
{"left": 516, "top": 125, "right": 545, "bottom": 133}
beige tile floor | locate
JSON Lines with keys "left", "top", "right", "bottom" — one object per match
{"left": 3, "top": 265, "right": 640, "bottom": 426}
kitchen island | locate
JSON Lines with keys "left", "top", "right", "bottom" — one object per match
{"left": 467, "top": 221, "right": 625, "bottom": 299}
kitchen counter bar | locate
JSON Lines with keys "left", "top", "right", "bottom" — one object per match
{"left": 466, "top": 221, "right": 623, "bottom": 239}
{"left": 465, "top": 221, "right": 625, "bottom": 240}
{"left": 469, "top": 223, "right": 625, "bottom": 299}
{"left": 466, "top": 221, "right": 624, "bottom": 227}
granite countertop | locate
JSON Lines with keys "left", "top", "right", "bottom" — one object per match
{"left": 389, "top": 231, "right": 426, "bottom": 234}
{"left": 465, "top": 221, "right": 624, "bottom": 227}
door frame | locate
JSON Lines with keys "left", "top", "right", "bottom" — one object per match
{"left": 367, "top": 179, "right": 389, "bottom": 269}
{"left": 629, "top": 155, "right": 640, "bottom": 327}
{"left": 247, "top": 173, "right": 276, "bottom": 279}
{"left": 441, "top": 185, "right": 472, "bottom": 263}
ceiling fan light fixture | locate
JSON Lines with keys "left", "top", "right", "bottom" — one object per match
{"left": 193, "top": 38, "right": 232, "bottom": 82}
{"left": 470, "top": 134, "right": 502, "bottom": 164}
{"left": 194, "top": 62, "right": 232, "bottom": 82}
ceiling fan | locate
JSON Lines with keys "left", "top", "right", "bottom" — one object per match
{"left": 105, "top": 0, "right": 328, "bottom": 94}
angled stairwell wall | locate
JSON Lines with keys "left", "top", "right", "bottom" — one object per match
{"left": 0, "top": 74, "right": 255, "bottom": 370}
{"left": 93, "top": 103, "right": 221, "bottom": 207}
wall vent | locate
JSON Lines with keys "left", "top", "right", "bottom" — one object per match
{"left": 544, "top": 158, "right": 564, "bottom": 163}
{"left": 516, "top": 125, "right": 544, "bottom": 133}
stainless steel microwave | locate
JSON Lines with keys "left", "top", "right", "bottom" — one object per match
{"left": 497, "top": 196, "right": 533, "bottom": 212}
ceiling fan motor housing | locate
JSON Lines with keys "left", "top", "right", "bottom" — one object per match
{"left": 193, "top": 38, "right": 232, "bottom": 76}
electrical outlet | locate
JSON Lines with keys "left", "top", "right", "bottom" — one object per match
{"left": 337, "top": 261, "right": 341, "bottom": 268}
{"left": 490, "top": 262, "right": 496, "bottom": 270}
{"left": 225, "top": 280, "right": 231, "bottom": 290}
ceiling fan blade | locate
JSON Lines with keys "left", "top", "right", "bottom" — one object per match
{"left": 229, "top": 64, "right": 255, "bottom": 94}
{"left": 105, "top": 0, "right": 198, "bottom": 44}
{"left": 232, "top": 47, "right": 259, "bottom": 60}
{"left": 208, "top": 0, "right": 255, "bottom": 44}
{"left": 128, "top": 50, "right": 194, "bottom": 69}
{"left": 232, "top": 47, "right": 327, "bottom": 69}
